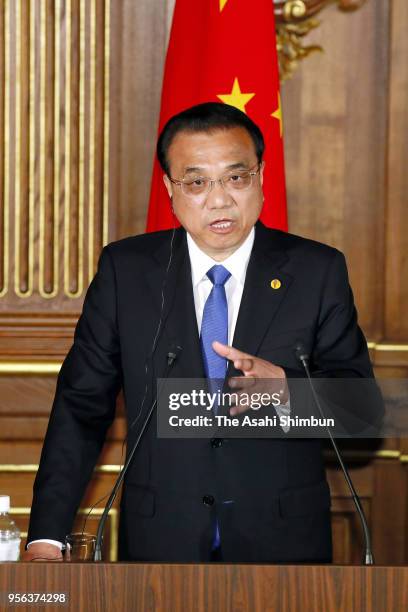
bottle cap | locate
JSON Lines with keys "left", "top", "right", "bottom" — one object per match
{"left": 0, "top": 496, "right": 10, "bottom": 512}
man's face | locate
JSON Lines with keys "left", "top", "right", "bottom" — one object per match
{"left": 163, "top": 127, "right": 264, "bottom": 261}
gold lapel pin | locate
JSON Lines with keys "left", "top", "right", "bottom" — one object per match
{"left": 270, "top": 279, "right": 281, "bottom": 290}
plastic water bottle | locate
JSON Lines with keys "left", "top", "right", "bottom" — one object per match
{"left": 0, "top": 496, "right": 20, "bottom": 561}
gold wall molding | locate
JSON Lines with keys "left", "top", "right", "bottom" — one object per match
{"left": 0, "top": 1, "right": 11, "bottom": 298}
{"left": 0, "top": 362, "right": 62, "bottom": 374}
{"left": 324, "top": 450, "right": 403, "bottom": 462}
{"left": 1, "top": 0, "right": 111, "bottom": 300}
{"left": 38, "top": 0, "right": 58, "bottom": 299}
{"left": 0, "top": 342, "right": 406, "bottom": 374}
{"left": 1, "top": 450, "right": 406, "bottom": 474}
{"left": 368, "top": 343, "right": 408, "bottom": 352}
{"left": 0, "top": 464, "right": 123, "bottom": 473}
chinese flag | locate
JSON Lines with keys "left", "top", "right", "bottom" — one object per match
{"left": 146, "top": 0, "right": 287, "bottom": 232}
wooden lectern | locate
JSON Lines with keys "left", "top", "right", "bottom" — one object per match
{"left": 0, "top": 564, "right": 406, "bottom": 611}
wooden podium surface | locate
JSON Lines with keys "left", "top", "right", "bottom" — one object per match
{"left": 0, "top": 564, "right": 406, "bottom": 612}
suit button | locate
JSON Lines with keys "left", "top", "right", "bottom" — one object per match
{"left": 211, "top": 438, "right": 223, "bottom": 448}
{"left": 202, "top": 495, "right": 215, "bottom": 506}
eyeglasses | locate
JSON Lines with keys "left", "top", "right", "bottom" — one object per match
{"left": 168, "top": 163, "right": 262, "bottom": 199}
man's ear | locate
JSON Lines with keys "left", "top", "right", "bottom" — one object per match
{"left": 259, "top": 160, "right": 265, "bottom": 186}
{"left": 163, "top": 174, "right": 173, "bottom": 199}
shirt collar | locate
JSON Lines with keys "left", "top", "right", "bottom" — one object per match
{"left": 187, "top": 226, "right": 255, "bottom": 288}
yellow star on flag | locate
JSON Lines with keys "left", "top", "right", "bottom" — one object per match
{"left": 220, "top": 0, "right": 229, "bottom": 10}
{"left": 217, "top": 78, "right": 255, "bottom": 114}
{"left": 271, "top": 92, "right": 283, "bottom": 137}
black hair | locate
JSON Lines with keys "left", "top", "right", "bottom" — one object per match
{"left": 156, "top": 102, "right": 264, "bottom": 176}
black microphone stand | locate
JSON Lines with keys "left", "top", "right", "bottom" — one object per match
{"left": 295, "top": 343, "right": 374, "bottom": 565}
{"left": 93, "top": 347, "right": 182, "bottom": 561}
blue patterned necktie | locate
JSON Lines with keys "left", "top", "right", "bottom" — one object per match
{"left": 200, "top": 264, "right": 231, "bottom": 552}
{"left": 200, "top": 265, "right": 231, "bottom": 400}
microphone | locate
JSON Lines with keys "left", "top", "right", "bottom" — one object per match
{"left": 93, "top": 344, "right": 182, "bottom": 561}
{"left": 294, "top": 342, "right": 374, "bottom": 566}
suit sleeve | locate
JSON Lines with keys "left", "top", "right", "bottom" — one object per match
{"left": 313, "top": 250, "right": 372, "bottom": 376}
{"left": 286, "top": 250, "right": 384, "bottom": 433}
{"left": 27, "top": 246, "right": 122, "bottom": 544}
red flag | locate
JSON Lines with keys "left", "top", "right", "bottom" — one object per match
{"left": 146, "top": 0, "right": 287, "bottom": 232}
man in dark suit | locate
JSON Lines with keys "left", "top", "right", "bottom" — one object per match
{"left": 24, "top": 102, "right": 382, "bottom": 563}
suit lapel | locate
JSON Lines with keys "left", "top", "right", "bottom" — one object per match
{"left": 144, "top": 223, "right": 292, "bottom": 379}
{"left": 228, "top": 223, "right": 293, "bottom": 376}
{"left": 147, "top": 229, "right": 205, "bottom": 378}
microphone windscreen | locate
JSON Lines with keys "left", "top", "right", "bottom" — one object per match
{"left": 294, "top": 342, "right": 309, "bottom": 362}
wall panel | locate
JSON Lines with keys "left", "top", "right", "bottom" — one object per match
{"left": 281, "top": 0, "right": 389, "bottom": 342}
{"left": 0, "top": 0, "right": 111, "bottom": 360}
{"left": 385, "top": 0, "right": 408, "bottom": 342}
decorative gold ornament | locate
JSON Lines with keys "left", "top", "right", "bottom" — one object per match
{"left": 273, "top": 0, "right": 368, "bottom": 82}
{"left": 283, "top": 1, "right": 307, "bottom": 21}
{"left": 276, "top": 17, "right": 322, "bottom": 83}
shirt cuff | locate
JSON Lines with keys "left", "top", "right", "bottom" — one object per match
{"left": 27, "top": 539, "right": 64, "bottom": 550}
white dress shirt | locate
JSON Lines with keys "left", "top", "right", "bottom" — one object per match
{"left": 187, "top": 227, "right": 255, "bottom": 345}
{"left": 187, "top": 227, "right": 290, "bottom": 422}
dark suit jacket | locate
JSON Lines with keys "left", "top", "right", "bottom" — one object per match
{"left": 27, "top": 222, "right": 383, "bottom": 562}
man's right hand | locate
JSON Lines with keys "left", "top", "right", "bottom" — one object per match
{"left": 21, "top": 542, "right": 63, "bottom": 562}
